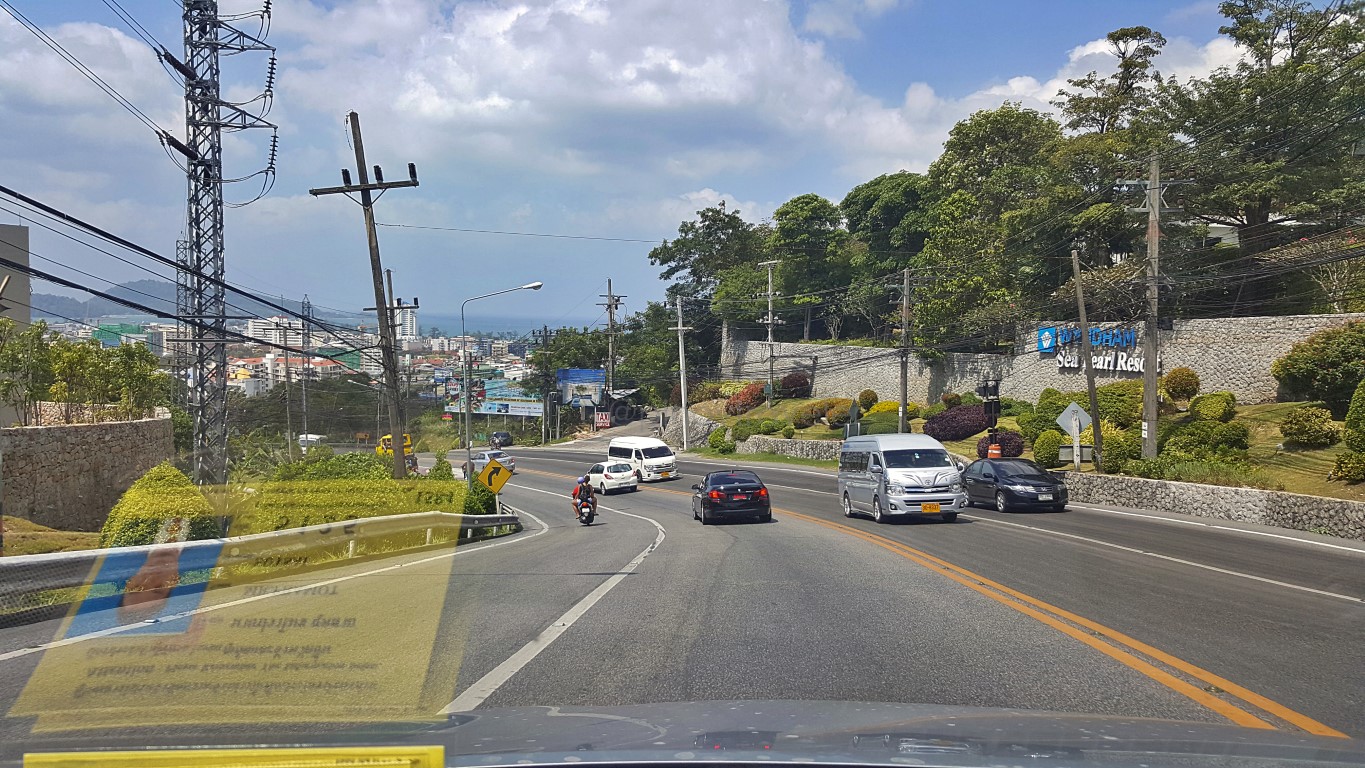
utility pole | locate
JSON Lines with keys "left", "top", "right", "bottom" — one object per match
{"left": 598, "top": 280, "right": 625, "bottom": 397}
{"left": 1071, "top": 249, "right": 1104, "bottom": 469}
{"left": 758, "top": 260, "right": 781, "bottom": 407}
{"left": 308, "top": 112, "right": 419, "bottom": 479}
{"left": 533, "top": 325, "right": 553, "bottom": 445}
{"left": 899, "top": 267, "right": 912, "bottom": 434}
{"left": 672, "top": 297, "right": 692, "bottom": 451}
{"left": 1142, "top": 156, "right": 1160, "bottom": 459}
{"left": 301, "top": 295, "right": 311, "bottom": 445}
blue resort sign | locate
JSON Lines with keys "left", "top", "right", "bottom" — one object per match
{"left": 1038, "top": 325, "right": 1146, "bottom": 373}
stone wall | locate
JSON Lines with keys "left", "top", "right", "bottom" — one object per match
{"left": 736, "top": 436, "right": 843, "bottom": 461}
{"left": 1, "top": 413, "right": 174, "bottom": 532}
{"left": 661, "top": 409, "right": 720, "bottom": 448}
{"left": 1058, "top": 471, "right": 1365, "bottom": 541}
{"left": 722, "top": 313, "right": 1365, "bottom": 405}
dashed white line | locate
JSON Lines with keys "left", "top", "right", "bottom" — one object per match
{"left": 441, "top": 485, "right": 668, "bottom": 713}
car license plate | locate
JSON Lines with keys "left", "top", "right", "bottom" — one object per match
{"left": 921, "top": 502, "right": 940, "bottom": 514}
{"left": 732, "top": 494, "right": 748, "bottom": 501}
{"left": 661, "top": 472, "right": 670, "bottom": 477}
{"left": 1038, "top": 493, "right": 1053, "bottom": 501}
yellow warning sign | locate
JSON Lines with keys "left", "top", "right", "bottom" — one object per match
{"left": 477, "top": 457, "right": 511, "bottom": 494}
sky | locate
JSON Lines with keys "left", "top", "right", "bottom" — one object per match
{"left": 0, "top": 0, "right": 1244, "bottom": 332}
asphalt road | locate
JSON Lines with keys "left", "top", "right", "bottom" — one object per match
{"left": 1, "top": 441, "right": 1361, "bottom": 750}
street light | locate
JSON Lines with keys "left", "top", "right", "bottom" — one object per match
{"left": 462, "top": 282, "right": 543, "bottom": 483}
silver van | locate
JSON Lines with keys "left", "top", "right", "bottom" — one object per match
{"left": 838, "top": 434, "right": 967, "bottom": 523}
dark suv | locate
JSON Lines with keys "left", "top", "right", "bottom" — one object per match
{"left": 489, "top": 431, "right": 513, "bottom": 448}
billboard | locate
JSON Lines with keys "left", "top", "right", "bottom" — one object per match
{"left": 557, "top": 368, "right": 606, "bottom": 407}
{"left": 473, "top": 377, "right": 544, "bottom": 417}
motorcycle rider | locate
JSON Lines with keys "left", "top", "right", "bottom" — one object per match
{"left": 571, "top": 476, "right": 597, "bottom": 520}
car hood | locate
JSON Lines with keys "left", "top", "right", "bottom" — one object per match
{"left": 7, "top": 700, "right": 1360, "bottom": 767}
{"left": 888, "top": 468, "right": 959, "bottom": 487}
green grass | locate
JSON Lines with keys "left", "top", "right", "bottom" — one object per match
{"left": 1237, "top": 402, "right": 1362, "bottom": 502}
{"left": 1, "top": 516, "right": 101, "bottom": 557}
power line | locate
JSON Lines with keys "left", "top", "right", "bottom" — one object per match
{"left": 375, "top": 221, "right": 661, "bottom": 244}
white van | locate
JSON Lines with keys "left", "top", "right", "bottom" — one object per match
{"left": 608, "top": 436, "right": 678, "bottom": 482}
{"left": 837, "top": 434, "right": 967, "bottom": 523}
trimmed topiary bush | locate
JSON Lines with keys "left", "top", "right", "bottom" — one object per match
{"left": 1032, "top": 430, "right": 1066, "bottom": 468}
{"left": 857, "top": 389, "right": 878, "bottom": 411}
{"left": 1271, "top": 321, "right": 1365, "bottom": 416}
{"left": 725, "top": 382, "right": 766, "bottom": 416}
{"left": 959, "top": 391, "right": 982, "bottom": 406}
{"left": 99, "top": 462, "right": 218, "bottom": 548}
{"left": 940, "top": 392, "right": 962, "bottom": 409}
{"left": 1280, "top": 406, "right": 1341, "bottom": 447}
{"left": 1096, "top": 379, "right": 1143, "bottom": 428}
{"left": 825, "top": 398, "right": 857, "bottom": 428}
{"left": 1078, "top": 420, "right": 1138, "bottom": 473}
{"left": 976, "top": 430, "right": 1024, "bottom": 458}
{"left": 922, "top": 404, "right": 989, "bottom": 442}
{"left": 1345, "top": 379, "right": 1365, "bottom": 453}
{"left": 1190, "top": 392, "right": 1236, "bottom": 422}
{"left": 428, "top": 457, "right": 454, "bottom": 480}
{"left": 781, "top": 424, "right": 795, "bottom": 439}
{"left": 759, "top": 419, "right": 783, "bottom": 435}
{"left": 1211, "top": 421, "right": 1251, "bottom": 451}
{"left": 778, "top": 371, "right": 812, "bottom": 399}
{"left": 1163, "top": 367, "right": 1201, "bottom": 401}
{"left": 709, "top": 427, "right": 730, "bottom": 450}
{"left": 732, "top": 419, "right": 764, "bottom": 442}
{"left": 1332, "top": 451, "right": 1365, "bottom": 482}
{"left": 922, "top": 402, "right": 947, "bottom": 420}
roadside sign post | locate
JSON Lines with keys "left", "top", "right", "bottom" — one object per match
{"left": 477, "top": 457, "right": 512, "bottom": 515}
{"left": 1057, "top": 402, "right": 1093, "bottom": 471}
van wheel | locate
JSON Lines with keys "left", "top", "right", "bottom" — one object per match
{"left": 842, "top": 493, "right": 854, "bottom": 518}
{"left": 872, "top": 497, "right": 887, "bottom": 524}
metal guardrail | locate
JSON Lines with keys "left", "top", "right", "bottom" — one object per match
{"left": 0, "top": 508, "right": 523, "bottom": 615}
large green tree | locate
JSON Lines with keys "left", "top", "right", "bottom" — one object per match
{"left": 768, "top": 193, "right": 852, "bottom": 340}
{"left": 647, "top": 202, "right": 770, "bottom": 298}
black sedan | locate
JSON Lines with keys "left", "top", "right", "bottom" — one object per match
{"left": 692, "top": 470, "right": 772, "bottom": 524}
{"left": 963, "top": 458, "right": 1068, "bottom": 512}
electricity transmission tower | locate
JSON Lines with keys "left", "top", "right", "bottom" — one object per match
{"left": 162, "top": 1, "right": 279, "bottom": 487}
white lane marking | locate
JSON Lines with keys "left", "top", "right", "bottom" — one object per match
{"left": 964, "top": 514, "right": 1363, "bottom": 604}
{"left": 765, "top": 483, "right": 835, "bottom": 495}
{"left": 441, "top": 486, "right": 668, "bottom": 713}
{"left": 1067, "top": 503, "right": 1365, "bottom": 555}
{"left": 519, "top": 451, "right": 836, "bottom": 480}
{"left": 0, "top": 512, "right": 550, "bottom": 664}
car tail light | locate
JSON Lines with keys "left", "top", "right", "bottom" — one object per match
{"left": 757, "top": 488, "right": 768, "bottom": 498}
{"left": 708, "top": 490, "right": 722, "bottom": 499}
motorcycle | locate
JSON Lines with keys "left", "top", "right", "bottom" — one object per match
{"left": 575, "top": 497, "right": 596, "bottom": 525}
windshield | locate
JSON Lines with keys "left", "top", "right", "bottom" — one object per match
{"left": 883, "top": 449, "right": 955, "bottom": 469}
{"left": 4, "top": 1, "right": 1363, "bottom": 763}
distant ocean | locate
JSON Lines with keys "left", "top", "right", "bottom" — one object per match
{"left": 35, "top": 310, "right": 598, "bottom": 337}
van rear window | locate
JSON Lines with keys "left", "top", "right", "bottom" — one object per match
{"left": 609, "top": 446, "right": 632, "bottom": 458}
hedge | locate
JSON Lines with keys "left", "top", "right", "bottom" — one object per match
{"left": 1000, "top": 398, "right": 1033, "bottom": 418}
{"left": 1095, "top": 380, "right": 1143, "bottom": 428}
{"left": 976, "top": 430, "right": 1024, "bottom": 458}
{"left": 1280, "top": 406, "right": 1341, "bottom": 447}
{"left": 1190, "top": 391, "right": 1236, "bottom": 422}
{"left": 725, "top": 382, "right": 765, "bottom": 416}
{"left": 1078, "top": 420, "right": 1139, "bottom": 473}
{"left": 1332, "top": 452, "right": 1365, "bottom": 482}
{"left": 940, "top": 392, "right": 962, "bottom": 409}
{"left": 922, "top": 403, "right": 988, "bottom": 442}
{"left": 779, "top": 371, "right": 812, "bottom": 399}
{"left": 708, "top": 428, "right": 735, "bottom": 453}
{"left": 825, "top": 398, "right": 857, "bottom": 428}
{"left": 1032, "top": 430, "right": 1066, "bottom": 468}
{"left": 692, "top": 381, "right": 723, "bottom": 402}
{"left": 99, "top": 462, "right": 219, "bottom": 548}
{"left": 732, "top": 418, "right": 764, "bottom": 442}
{"left": 1345, "top": 379, "right": 1365, "bottom": 453}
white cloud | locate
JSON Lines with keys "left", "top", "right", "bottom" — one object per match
{"left": 801, "top": 0, "right": 905, "bottom": 40}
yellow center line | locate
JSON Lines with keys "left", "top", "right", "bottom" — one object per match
{"left": 510, "top": 465, "right": 1347, "bottom": 737}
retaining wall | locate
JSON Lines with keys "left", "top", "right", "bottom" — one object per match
{"left": 722, "top": 313, "right": 1365, "bottom": 405}
{"left": 1, "top": 412, "right": 174, "bottom": 532}
{"left": 1058, "top": 471, "right": 1365, "bottom": 541}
